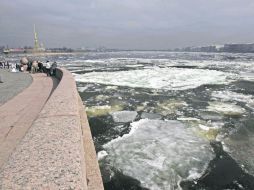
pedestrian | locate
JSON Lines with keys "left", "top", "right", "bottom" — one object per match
{"left": 31, "top": 61, "right": 38, "bottom": 73}
{"left": 45, "top": 61, "right": 51, "bottom": 76}
{"left": 10, "top": 63, "right": 17, "bottom": 72}
{"left": 38, "top": 62, "right": 43, "bottom": 72}
{"left": 50, "top": 62, "right": 57, "bottom": 76}
{"left": 16, "top": 62, "right": 21, "bottom": 71}
{"left": 27, "top": 61, "right": 32, "bottom": 72}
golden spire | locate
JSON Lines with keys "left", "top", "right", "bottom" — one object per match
{"left": 34, "top": 24, "right": 39, "bottom": 50}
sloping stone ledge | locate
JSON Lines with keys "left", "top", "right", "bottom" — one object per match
{"left": 0, "top": 68, "right": 104, "bottom": 190}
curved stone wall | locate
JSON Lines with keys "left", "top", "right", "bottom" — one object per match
{"left": 56, "top": 68, "right": 104, "bottom": 190}
{"left": 0, "top": 68, "right": 104, "bottom": 190}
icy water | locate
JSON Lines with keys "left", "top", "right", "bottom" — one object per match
{"left": 1, "top": 51, "right": 254, "bottom": 190}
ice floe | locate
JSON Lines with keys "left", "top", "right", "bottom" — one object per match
{"left": 247, "top": 102, "right": 254, "bottom": 110}
{"left": 211, "top": 91, "right": 253, "bottom": 103}
{"left": 239, "top": 72, "right": 254, "bottom": 82}
{"left": 199, "top": 111, "right": 223, "bottom": 121}
{"left": 105, "top": 85, "right": 118, "bottom": 90}
{"left": 83, "top": 59, "right": 107, "bottom": 63}
{"left": 77, "top": 84, "right": 94, "bottom": 92}
{"left": 86, "top": 105, "right": 123, "bottom": 117}
{"left": 177, "top": 117, "right": 200, "bottom": 121}
{"left": 178, "top": 118, "right": 223, "bottom": 140}
{"left": 86, "top": 105, "right": 112, "bottom": 117}
{"left": 97, "top": 150, "right": 108, "bottom": 161}
{"left": 136, "top": 101, "right": 150, "bottom": 112}
{"left": 77, "top": 86, "right": 88, "bottom": 93}
{"left": 222, "top": 123, "right": 254, "bottom": 176}
{"left": 207, "top": 102, "right": 245, "bottom": 116}
{"left": 156, "top": 99, "right": 188, "bottom": 116}
{"left": 75, "top": 67, "right": 236, "bottom": 90}
{"left": 95, "top": 95, "right": 110, "bottom": 101}
{"left": 141, "top": 112, "right": 162, "bottom": 120}
{"left": 110, "top": 111, "right": 138, "bottom": 123}
{"left": 125, "top": 64, "right": 144, "bottom": 68}
{"left": 102, "top": 119, "right": 214, "bottom": 190}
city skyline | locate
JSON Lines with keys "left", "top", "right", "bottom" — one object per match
{"left": 1, "top": 0, "right": 254, "bottom": 50}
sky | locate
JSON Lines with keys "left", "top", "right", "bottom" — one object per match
{"left": 0, "top": 0, "right": 254, "bottom": 49}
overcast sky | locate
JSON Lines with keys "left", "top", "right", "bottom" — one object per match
{"left": 1, "top": 0, "right": 254, "bottom": 49}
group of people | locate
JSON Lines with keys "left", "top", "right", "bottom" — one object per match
{"left": 0, "top": 61, "right": 10, "bottom": 69}
{"left": 0, "top": 61, "right": 20, "bottom": 73}
{"left": 0, "top": 57, "right": 57, "bottom": 76}
{"left": 45, "top": 61, "right": 58, "bottom": 76}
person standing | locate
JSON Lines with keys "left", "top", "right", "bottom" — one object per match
{"left": 45, "top": 61, "right": 51, "bottom": 76}
{"left": 10, "top": 63, "right": 17, "bottom": 72}
{"left": 31, "top": 61, "right": 38, "bottom": 73}
{"left": 38, "top": 62, "right": 43, "bottom": 72}
{"left": 27, "top": 61, "right": 32, "bottom": 72}
{"left": 50, "top": 62, "right": 57, "bottom": 76}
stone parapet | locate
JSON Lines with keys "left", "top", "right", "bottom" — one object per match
{"left": 0, "top": 68, "right": 103, "bottom": 190}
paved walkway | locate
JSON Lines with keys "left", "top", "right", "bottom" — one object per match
{"left": 0, "top": 73, "right": 56, "bottom": 168}
{"left": 0, "top": 69, "right": 32, "bottom": 105}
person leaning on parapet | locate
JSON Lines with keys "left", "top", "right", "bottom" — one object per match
{"left": 38, "top": 61, "right": 43, "bottom": 73}
{"left": 27, "top": 60, "right": 32, "bottom": 72}
{"left": 31, "top": 61, "right": 38, "bottom": 74}
{"left": 50, "top": 62, "right": 57, "bottom": 76}
{"left": 41, "top": 61, "right": 47, "bottom": 73}
{"left": 20, "top": 57, "right": 29, "bottom": 72}
{"left": 45, "top": 61, "right": 51, "bottom": 76}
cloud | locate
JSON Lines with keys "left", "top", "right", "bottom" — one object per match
{"left": 0, "top": 0, "right": 254, "bottom": 49}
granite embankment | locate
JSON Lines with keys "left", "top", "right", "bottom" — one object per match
{"left": 0, "top": 68, "right": 103, "bottom": 190}
{"left": 0, "top": 72, "right": 57, "bottom": 169}
{"left": 0, "top": 69, "right": 32, "bottom": 105}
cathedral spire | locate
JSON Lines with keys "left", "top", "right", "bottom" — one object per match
{"left": 34, "top": 24, "right": 39, "bottom": 50}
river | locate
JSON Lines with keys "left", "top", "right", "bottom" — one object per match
{"left": 1, "top": 51, "right": 254, "bottom": 190}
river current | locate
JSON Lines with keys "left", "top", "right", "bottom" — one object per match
{"left": 2, "top": 51, "right": 254, "bottom": 190}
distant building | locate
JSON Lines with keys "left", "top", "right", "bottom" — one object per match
{"left": 200, "top": 46, "right": 217, "bottom": 52}
{"left": 48, "top": 47, "right": 73, "bottom": 53}
{"left": 9, "top": 48, "right": 25, "bottom": 53}
{"left": 223, "top": 43, "right": 254, "bottom": 53}
{"left": 181, "top": 45, "right": 217, "bottom": 52}
{"left": 177, "top": 43, "right": 254, "bottom": 53}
